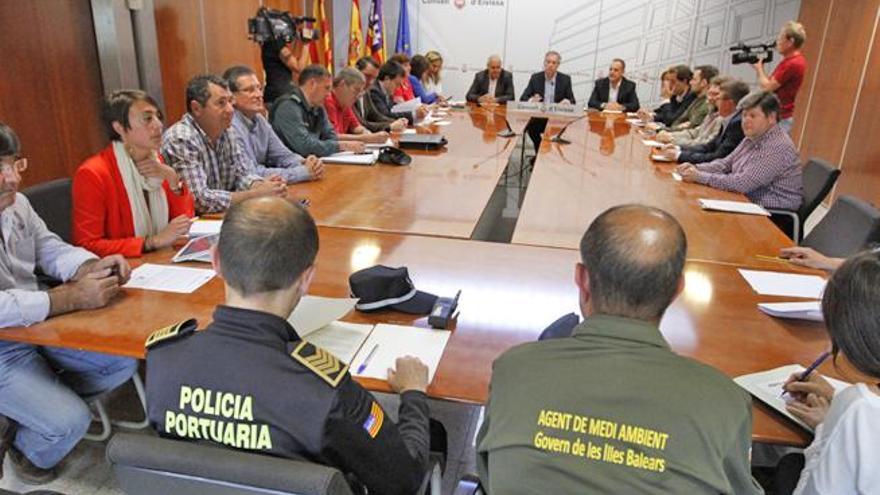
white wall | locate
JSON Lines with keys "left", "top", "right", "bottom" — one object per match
{"left": 333, "top": 0, "right": 801, "bottom": 107}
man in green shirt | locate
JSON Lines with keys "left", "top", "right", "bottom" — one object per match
{"left": 669, "top": 65, "right": 718, "bottom": 131}
{"left": 476, "top": 205, "right": 763, "bottom": 494}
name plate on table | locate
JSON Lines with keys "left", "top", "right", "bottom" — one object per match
{"left": 507, "top": 101, "right": 582, "bottom": 118}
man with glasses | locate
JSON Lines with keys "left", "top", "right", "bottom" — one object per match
{"left": 324, "top": 67, "right": 391, "bottom": 143}
{"left": 223, "top": 65, "right": 324, "bottom": 184}
{"left": 0, "top": 122, "right": 137, "bottom": 484}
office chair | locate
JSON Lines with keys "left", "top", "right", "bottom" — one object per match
{"left": 21, "top": 178, "right": 73, "bottom": 243}
{"left": 767, "top": 158, "right": 840, "bottom": 242}
{"left": 801, "top": 195, "right": 880, "bottom": 258}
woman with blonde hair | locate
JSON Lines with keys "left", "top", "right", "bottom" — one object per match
{"left": 424, "top": 50, "right": 444, "bottom": 95}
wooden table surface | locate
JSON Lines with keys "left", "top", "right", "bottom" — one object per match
{"left": 0, "top": 227, "right": 829, "bottom": 446}
{"left": 511, "top": 112, "right": 796, "bottom": 265}
{"left": 290, "top": 105, "right": 520, "bottom": 238}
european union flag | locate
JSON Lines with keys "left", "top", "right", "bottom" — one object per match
{"left": 394, "top": 0, "right": 411, "bottom": 56}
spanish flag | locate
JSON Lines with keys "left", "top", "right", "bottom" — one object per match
{"left": 310, "top": 0, "right": 333, "bottom": 73}
{"left": 348, "top": 0, "right": 365, "bottom": 65}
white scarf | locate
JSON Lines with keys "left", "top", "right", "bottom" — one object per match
{"left": 112, "top": 141, "right": 169, "bottom": 237}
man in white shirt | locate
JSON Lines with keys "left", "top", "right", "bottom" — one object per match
{"left": 0, "top": 123, "right": 137, "bottom": 485}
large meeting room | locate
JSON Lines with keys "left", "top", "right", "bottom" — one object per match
{"left": 1, "top": 0, "right": 879, "bottom": 494}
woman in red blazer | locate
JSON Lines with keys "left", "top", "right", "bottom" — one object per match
{"left": 73, "top": 90, "right": 194, "bottom": 258}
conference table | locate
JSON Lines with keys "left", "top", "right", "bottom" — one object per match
{"left": 1, "top": 104, "right": 831, "bottom": 447}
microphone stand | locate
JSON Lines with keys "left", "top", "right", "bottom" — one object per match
{"left": 550, "top": 113, "right": 588, "bottom": 145}
{"left": 497, "top": 117, "right": 517, "bottom": 138}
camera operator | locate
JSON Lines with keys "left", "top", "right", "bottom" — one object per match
{"left": 751, "top": 21, "right": 807, "bottom": 134}
{"left": 262, "top": 24, "right": 313, "bottom": 105}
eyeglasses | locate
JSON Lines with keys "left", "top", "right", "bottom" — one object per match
{"left": 0, "top": 157, "right": 27, "bottom": 176}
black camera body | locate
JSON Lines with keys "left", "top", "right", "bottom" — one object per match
{"left": 247, "top": 7, "right": 319, "bottom": 44}
{"left": 730, "top": 41, "right": 775, "bottom": 65}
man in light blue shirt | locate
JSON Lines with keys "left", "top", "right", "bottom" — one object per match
{"left": 0, "top": 123, "right": 137, "bottom": 484}
{"left": 224, "top": 66, "right": 324, "bottom": 184}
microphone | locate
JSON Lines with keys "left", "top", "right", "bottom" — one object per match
{"left": 497, "top": 117, "right": 516, "bottom": 138}
{"left": 550, "top": 113, "right": 588, "bottom": 145}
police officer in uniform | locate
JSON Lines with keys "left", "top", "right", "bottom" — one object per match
{"left": 145, "top": 197, "right": 432, "bottom": 495}
{"left": 476, "top": 205, "right": 763, "bottom": 494}
{"left": 269, "top": 65, "right": 365, "bottom": 157}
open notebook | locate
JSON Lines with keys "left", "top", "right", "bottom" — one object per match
{"left": 734, "top": 364, "right": 850, "bottom": 432}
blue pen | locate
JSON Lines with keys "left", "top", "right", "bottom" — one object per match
{"left": 357, "top": 344, "right": 379, "bottom": 375}
{"left": 781, "top": 351, "right": 831, "bottom": 397}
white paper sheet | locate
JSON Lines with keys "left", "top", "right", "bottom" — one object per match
{"left": 671, "top": 172, "right": 682, "bottom": 182}
{"left": 698, "top": 199, "right": 770, "bottom": 216}
{"left": 432, "top": 120, "right": 452, "bottom": 126}
{"left": 641, "top": 139, "right": 665, "bottom": 147}
{"left": 391, "top": 97, "right": 422, "bottom": 113}
{"left": 401, "top": 129, "right": 417, "bottom": 135}
{"left": 738, "top": 269, "right": 827, "bottom": 298}
{"left": 189, "top": 220, "right": 222, "bottom": 237}
{"left": 626, "top": 118, "right": 645, "bottom": 126}
{"left": 601, "top": 109, "right": 623, "bottom": 114}
{"left": 305, "top": 321, "right": 374, "bottom": 364}
{"left": 288, "top": 296, "right": 358, "bottom": 338}
{"left": 758, "top": 301, "right": 823, "bottom": 322}
{"left": 651, "top": 154, "right": 673, "bottom": 162}
{"left": 735, "top": 365, "right": 849, "bottom": 432}
{"left": 350, "top": 324, "right": 451, "bottom": 383}
{"left": 321, "top": 151, "right": 379, "bottom": 165}
{"left": 124, "top": 263, "right": 215, "bottom": 293}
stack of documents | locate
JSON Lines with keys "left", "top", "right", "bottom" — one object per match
{"left": 288, "top": 297, "right": 452, "bottom": 381}
{"left": 365, "top": 138, "right": 394, "bottom": 150}
{"left": 391, "top": 97, "right": 422, "bottom": 114}
{"left": 189, "top": 219, "right": 222, "bottom": 237}
{"left": 124, "top": 263, "right": 215, "bottom": 293}
{"left": 757, "top": 301, "right": 823, "bottom": 322}
{"left": 322, "top": 150, "right": 379, "bottom": 166}
{"left": 735, "top": 365, "right": 849, "bottom": 432}
{"left": 738, "top": 269, "right": 827, "bottom": 298}
{"left": 698, "top": 199, "right": 770, "bottom": 216}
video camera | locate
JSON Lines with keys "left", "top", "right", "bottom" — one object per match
{"left": 247, "top": 7, "right": 319, "bottom": 44}
{"left": 730, "top": 41, "right": 775, "bottom": 65}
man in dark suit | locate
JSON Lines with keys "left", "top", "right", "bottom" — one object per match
{"left": 656, "top": 79, "right": 751, "bottom": 164}
{"left": 519, "top": 51, "right": 576, "bottom": 152}
{"left": 466, "top": 55, "right": 515, "bottom": 105}
{"left": 587, "top": 58, "right": 640, "bottom": 112}
{"left": 354, "top": 56, "right": 407, "bottom": 132}
{"left": 364, "top": 61, "right": 427, "bottom": 125}
{"left": 647, "top": 65, "right": 695, "bottom": 127}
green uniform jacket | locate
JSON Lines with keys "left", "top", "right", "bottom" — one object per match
{"left": 671, "top": 95, "right": 711, "bottom": 131}
{"left": 269, "top": 86, "right": 340, "bottom": 157}
{"left": 476, "top": 315, "right": 764, "bottom": 495}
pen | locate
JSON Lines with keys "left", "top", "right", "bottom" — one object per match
{"left": 780, "top": 351, "right": 831, "bottom": 397}
{"left": 755, "top": 254, "right": 790, "bottom": 264}
{"left": 357, "top": 344, "right": 379, "bottom": 375}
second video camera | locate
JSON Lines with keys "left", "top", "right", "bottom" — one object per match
{"left": 247, "top": 7, "right": 319, "bottom": 44}
{"left": 730, "top": 41, "right": 775, "bottom": 65}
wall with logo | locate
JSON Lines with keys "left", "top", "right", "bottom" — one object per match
{"left": 334, "top": 0, "right": 800, "bottom": 107}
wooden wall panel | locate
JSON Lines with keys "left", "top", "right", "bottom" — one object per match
{"left": 0, "top": 0, "right": 106, "bottom": 187}
{"left": 154, "top": 0, "right": 206, "bottom": 123}
{"left": 203, "top": 0, "right": 262, "bottom": 75}
{"left": 790, "top": 0, "right": 831, "bottom": 146}
{"left": 796, "top": 0, "right": 876, "bottom": 167}
{"left": 836, "top": 9, "right": 880, "bottom": 206}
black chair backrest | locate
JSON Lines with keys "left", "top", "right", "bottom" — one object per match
{"left": 21, "top": 178, "right": 73, "bottom": 243}
{"left": 798, "top": 158, "right": 841, "bottom": 221}
{"left": 803, "top": 195, "right": 880, "bottom": 258}
{"left": 107, "top": 433, "right": 354, "bottom": 495}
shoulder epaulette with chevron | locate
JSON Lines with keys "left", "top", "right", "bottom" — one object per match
{"left": 290, "top": 341, "right": 348, "bottom": 388}
{"left": 145, "top": 319, "right": 198, "bottom": 350}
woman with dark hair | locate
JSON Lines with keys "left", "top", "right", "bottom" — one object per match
{"left": 72, "top": 90, "right": 194, "bottom": 257}
{"left": 409, "top": 55, "right": 439, "bottom": 104}
{"left": 780, "top": 249, "right": 880, "bottom": 494}
{"left": 390, "top": 53, "right": 416, "bottom": 103}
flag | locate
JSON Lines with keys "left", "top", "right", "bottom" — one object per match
{"left": 310, "top": 0, "right": 333, "bottom": 73}
{"left": 348, "top": 0, "right": 365, "bottom": 65}
{"left": 394, "top": 0, "right": 411, "bottom": 56}
{"left": 365, "top": 0, "right": 387, "bottom": 63}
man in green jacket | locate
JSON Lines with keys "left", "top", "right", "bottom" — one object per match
{"left": 669, "top": 65, "right": 718, "bottom": 131}
{"left": 476, "top": 204, "right": 763, "bottom": 495}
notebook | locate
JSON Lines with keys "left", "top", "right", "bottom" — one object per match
{"left": 322, "top": 151, "right": 379, "bottom": 166}
{"left": 698, "top": 199, "right": 770, "bottom": 216}
{"left": 735, "top": 365, "right": 849, "bottom": 432}
{"left": 758, "top": 301, "right": 823, "bottom": 322}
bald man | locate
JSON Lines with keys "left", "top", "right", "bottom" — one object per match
{"left": 145, "top": 197, "right": 436, "bottom": 495}
{"left": 466, "top": 55, "right": 515, "bottom": 105}
{"left": 477, "top": 205, "right": 763, "bottom": 494}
